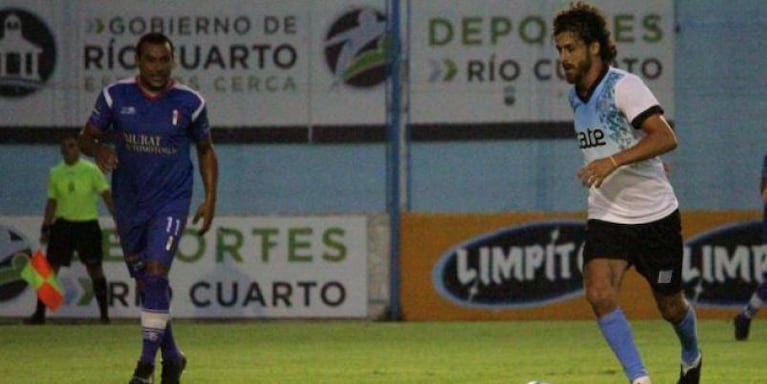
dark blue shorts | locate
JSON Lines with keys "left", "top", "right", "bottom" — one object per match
{"left": 117, "top": 212, "right": 187, "bottom": 268}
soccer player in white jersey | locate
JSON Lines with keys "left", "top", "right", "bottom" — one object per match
{"left": 553, "top": 3, "right": 701, "bottom": 384}
{"left": 80, "top": 32, "right": 219, "bottom": 384}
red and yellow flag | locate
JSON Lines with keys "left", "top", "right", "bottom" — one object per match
{"left": 20, "top": 249, "right": 63, "bottom": 311}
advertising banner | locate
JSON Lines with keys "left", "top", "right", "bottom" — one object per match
{"left": 401, "top": 211, "right": 764, "bottom": 321}
{"left": 408, "top": 0, "right": 675, "bottom": 124}
{"left": 0, "top": 0, "right": 388, "bottom": 128}
{"left": 0, "top": 0, "right": 673, "bottom": 133}
{"left": 0, "top": 216, "right": 368, "bottom": 319}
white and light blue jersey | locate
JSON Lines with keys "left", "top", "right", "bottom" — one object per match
{"left": 86, "top": 77, "right": 210, "bottom": 226}
{"left": 568, "top": 67, "right": 678, "bottom": 224}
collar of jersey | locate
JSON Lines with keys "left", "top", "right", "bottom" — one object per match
{"left": 575, "top": 65, "right": 609, "bottom": 104}
{"left": 135, "top": 76, "right": 175, "bottom": 100}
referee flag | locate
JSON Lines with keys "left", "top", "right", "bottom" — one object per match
{"left": 20, "top": 249, "right": 64, "bottom": 311}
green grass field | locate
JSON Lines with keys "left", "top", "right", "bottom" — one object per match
{"left": 0, "top": 319, "right": 762, "bottom": 383}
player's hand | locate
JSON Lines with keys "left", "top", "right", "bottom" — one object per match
{"left": 95, "top": 145, "right": 118, "bottom": 172}
{"left": 577, "top": 156, "right": 619, "bottom": 188}
{"left": 193, "top": 197, "right": 216, "bottom": 236}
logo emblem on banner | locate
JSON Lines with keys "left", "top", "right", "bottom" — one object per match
{"left": 324, "top": 7, "right": 389, "bottom": 88}
{"left": 0, "top": 8, "right": 56, "bottom": 97}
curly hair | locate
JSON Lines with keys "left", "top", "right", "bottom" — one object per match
{"left": 553, "top": 1, "right": 617, "bottom": 63}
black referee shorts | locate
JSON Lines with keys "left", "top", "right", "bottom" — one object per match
{"left": 47, "top": 219, "right": 104, "bottom": 267}
{"left": 583, "top": 210, "right": 683, "bottom": 295}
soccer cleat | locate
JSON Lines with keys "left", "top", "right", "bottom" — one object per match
{"left": 100, "top": 316, "right": 111, "bottom": 325}
{"left": 677, "top": 352, "right": 702, "bottom": 384}
{"left": 734, "top": 313, "right": 751, "bottom": 341}
{"left": 160, "top": 354, "right": 187, "bottom": 384}
{"left": 631, "top": 376, "right": 652, "bottom": 384}
{"left": 129, "top": 361, "right": 155, "bottom": 384}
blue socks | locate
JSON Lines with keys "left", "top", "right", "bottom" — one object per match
{"left": 139, "top": 274, "right": 170, "bottom": 364}
{"left": 161, "top": 321, "right": 182, "bottom": 362}
{"left": 597, "top": 308, "right": 647, "bottom": 381}
{"left": 673, "top": 306, "right": 700, "bottom": 365}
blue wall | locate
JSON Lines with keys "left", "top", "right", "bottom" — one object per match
{"left": 671, "top": 0, "right": 767, "bottom": 210}
{"left": 1, "top": 1, "right": 765, "bottom": 216}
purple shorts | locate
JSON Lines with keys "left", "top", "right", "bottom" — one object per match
{"left": 118, "top": 212, "right": 187, "bottom": 268}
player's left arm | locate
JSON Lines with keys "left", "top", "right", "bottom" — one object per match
{"left": 610, "top": 75, "right": 677, "bottom": 167}
{"left": 193, "top": 136, "right": 218, "bottom": 235}
{"left": 610, "top": 112, "right": 677, "bottom": 167}
{"left": 579, "top": 110, "right": 676, "bottom": 188}
{"left": 92, "top": 165, "right": 115, "bottom": 217}
{"left": 80, "top": 124, "right": 118, "bottom": 172}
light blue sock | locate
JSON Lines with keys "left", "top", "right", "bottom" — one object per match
{"left": 673, "top": 306, "right": 700, "bottom": 365}
{"left": 597, "top": 308, "right": 647, "bottom": 381}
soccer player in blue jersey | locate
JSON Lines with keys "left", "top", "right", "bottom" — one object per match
{"left": 79, "top": 32, "right": 218, "bottom": 384}
{"left": 733, "top": 154, "right": 767, "bottom": 340}
{"left": 553, "top": 3, "right": 701, "bottom": 384}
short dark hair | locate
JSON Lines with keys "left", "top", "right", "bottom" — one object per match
{"left": 136, "top": 32, "right": 174, "bottom": 58}
{"left": 553, "top": 1, "right": 617, "bottom": 63}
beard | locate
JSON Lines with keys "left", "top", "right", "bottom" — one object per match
{"left": 563, "top": 54, "right": 592, "bottom": 86}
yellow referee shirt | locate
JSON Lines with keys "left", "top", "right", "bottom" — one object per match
{"left": 47, "top": 159, "right": 110, "bottom": 221}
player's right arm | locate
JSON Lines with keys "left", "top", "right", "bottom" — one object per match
{"left": 80, "top": 87, "right": 118, "bottom": 172}
{"left": 79, "top": 125, "right": 118, "bottom": 172}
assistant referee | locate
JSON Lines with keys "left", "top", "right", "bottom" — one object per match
{"left": 24, "top": 136, "right": 115, "bottom": 324}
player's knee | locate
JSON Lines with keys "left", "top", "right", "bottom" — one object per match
{"left": 145, "top": 260, "right": 169, "bottom": 275}
{"left": 585, "top": 285, "right": 617, "bottom": 312}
